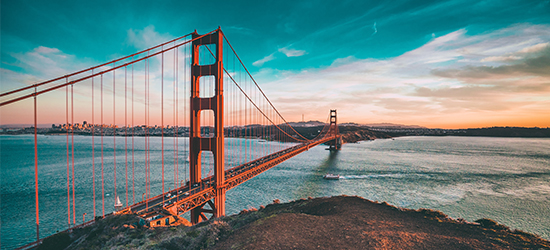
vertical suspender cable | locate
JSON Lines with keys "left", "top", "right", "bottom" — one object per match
{"left": 234, "top": 54, "right": 237, "bottom": 165}
{"left": 66, "top": 82, "right": 70, "bottom": 226}
{"left": 147, "top": 54, "right": 151, "bottom": 198}
{"left": 92, "top": 70, "right": 96, "bottom": 218}
{"left": 145, "top": 54, "right": 149, "bottom": 207}
{"left": 254, "top": 88, "right": 256, "bottom": 157}
{"left": 143, "top": 58, "right": 147, "bottom": 203}
{"left": 34, "top": 87, "right": 39, "bottom": 241}
{"left": 226, "top": 56, "right": 230, "bottom": 169}
{"left": 132, "top": 59, "right": 135, "bottom": 204}
{"left": 244, "top": 67, "right": 247, "bottom": 163}
{"left": 144, "top": 57, "right": 147, "bottom": 204}
{"left": 113, "top": 63, "right": 117, "bottom": 205}
{"left": 101, "top": 74, "right": 105, "bottom": 216}
{"left": 248, "top": 76, "right": 251, "bottom": 161}
{"left": 125, "top": 66, "right": 128, "bottom": 207}
{"left": 239, "top": 64, "right": 242, "bottom": 166}
{"left": 71, "top": 84, "right": 75, "bottom": 224}
{"left": 162, "top": 48, "right": 165, "bottom": 201}
{"left": 174, "top": 45, "right": 178, "bottom": 189}
{"left": 147, "top": 54, "right": 150, "bottom": 199}
{"left": 245, "top": 64, "right": 247, "bottom": 163}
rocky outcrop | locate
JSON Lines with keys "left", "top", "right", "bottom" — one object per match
{"left": 37, "top": 196, "right": 550, "bottom": 250}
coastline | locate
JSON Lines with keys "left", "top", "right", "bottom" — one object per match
{"left": 3, "top": 125, "right": 548, "bottom": 141}
{"left": 37, "top": 196, "right": 550, "bottom": 250}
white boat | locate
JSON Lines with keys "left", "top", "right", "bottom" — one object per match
{"left": 114, "top": 196, "right": 123, "bottom": 209}
{"left": 323, "top": 174, "right": 340, "bottom": 180}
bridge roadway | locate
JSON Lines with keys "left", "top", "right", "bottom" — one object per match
{"left": 123, "top": 135, "right": 339, "bottom": 220}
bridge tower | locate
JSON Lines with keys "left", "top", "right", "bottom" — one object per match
{"left": 189, "top": 28, "right": 225, "bottom": 224}
{"left": 328, "top": 109, "right": 342, "bottom": 150}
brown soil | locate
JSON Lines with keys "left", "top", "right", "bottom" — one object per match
{"left": 211, "top": 196, "right": 550, "bottom": 250}
{"left": 38, "top": 195, "right": 549, "bottom": 249}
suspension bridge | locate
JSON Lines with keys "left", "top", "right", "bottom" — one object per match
{"left": 0, "top": 28, "right": 341, "bottom": 249}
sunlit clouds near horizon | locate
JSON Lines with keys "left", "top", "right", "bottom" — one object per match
{"left": 256, "top": 24, "right": 550, "bottom": 128}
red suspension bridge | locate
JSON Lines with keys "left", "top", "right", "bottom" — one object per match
{"left": 0, "top": 28, "right": 341, "bottom": 249}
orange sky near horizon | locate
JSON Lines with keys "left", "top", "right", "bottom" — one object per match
{"left": 1, "top": 91, "right": 548, "bottom": 129}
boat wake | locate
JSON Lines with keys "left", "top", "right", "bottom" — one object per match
{"left": 339, "top": 174, "right": 411, "bottom": 179}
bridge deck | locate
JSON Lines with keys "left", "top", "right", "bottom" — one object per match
{"left": 121, "top": 135, "right": 339, "bottom": 220}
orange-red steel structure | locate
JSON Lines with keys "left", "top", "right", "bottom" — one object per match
{"left": 129, "top": 132, "right": 340, "bottom": 218}
{"left": 189, "top": 29, "right": 226, "bottom": 223}
{"left": 1, "top": 27, "right": 342, "bottom": 249}
{"left": 328, "top": 109, "right": 342, "bottom": 151}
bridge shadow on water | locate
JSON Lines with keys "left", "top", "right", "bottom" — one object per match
{"left": 293, "top": 150, "right": 340, "bottom": 199}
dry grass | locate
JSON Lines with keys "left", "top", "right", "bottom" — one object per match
{"left": 38, "top": 196, "right": 550, "bottom": 250}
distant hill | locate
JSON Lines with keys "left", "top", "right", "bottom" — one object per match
{"left": 290, "top": 125, "right": 391, "bottom": 142}
{"left": 459, "top": 127, "right": 550, "bottom": 137}
{"left": 382, "top": 126, "right": 550, "bottom": 138}
{"left": 363, "top": 123, "right": 427, "bottom": 129}
{"left": 286, "top": 120, "right": 326, "bottom": 127}
{"left": 337, "top": 122, "right": 427, "bottom": 129}
{"left": 0, "top": 124, "right": 52, "bottom": 128}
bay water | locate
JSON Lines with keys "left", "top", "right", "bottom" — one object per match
{"left": 1, "top": 135, "right": 549, "bottom": 249}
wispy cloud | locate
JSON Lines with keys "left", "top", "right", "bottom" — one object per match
{"left": 253, "top": 46, "right": 306, "bottom": 67}
{"left": 278, "top": 46, "right": 307, "bottom": 57}
{"left": 253, "top": 53, "right": 276, "bottom": 67}
{"left": 3, "top": 46, "right": 88, "bottom": 92}
{"left": 518, "top": 42, "right": 549, "bottom": 53}
{"left": 480, "top": 55, "right": 522, "bottom": 62}
{"left": 126, "top": 25, "right": 173, "bottom": 49}
{"left": 480, "top": 42, "right": 550, "bottom": 62}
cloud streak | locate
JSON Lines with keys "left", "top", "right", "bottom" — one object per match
{"left": 3, "top": 46, "right": 92, "bottom": 93}
{"left": 371, "top": 22, "right": 377, "bottom": 36}
{"left": 126, "top": 25, "right": 173, "bottom": 49}
{"left": 253, "top": 46, "right": 307, "bottom": 67}
{"left": 253, "top": 53, "right": 276, "bottom": 67}
{"left": 278, "top": 46, "right": 307, "bottom": 57}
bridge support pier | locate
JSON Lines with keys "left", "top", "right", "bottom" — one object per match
{"left": 189, "top": 28, "right": 226, "bottom": 224}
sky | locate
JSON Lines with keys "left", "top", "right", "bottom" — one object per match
{"left": 1, "top": 0, "right": 549, "bottom": 129}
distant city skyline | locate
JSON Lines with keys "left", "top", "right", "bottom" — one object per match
{"left": 1, "top": 0, "right": 549, "bottom": 129}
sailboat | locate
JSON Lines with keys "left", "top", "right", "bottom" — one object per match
{"left": 114, "top": 196, "right": 123, "bottom": 210}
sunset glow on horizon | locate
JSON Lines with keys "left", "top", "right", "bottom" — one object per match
{"left": 2, "top": 1, "right": 549, "bottom": 129}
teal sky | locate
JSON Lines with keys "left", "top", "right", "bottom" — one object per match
{"left": 2, "top": 0, "right": 550, "bottom": 128}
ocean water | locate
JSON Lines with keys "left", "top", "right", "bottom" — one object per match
{"left": 1, "top": 135, "right": 549, "bottom": 249}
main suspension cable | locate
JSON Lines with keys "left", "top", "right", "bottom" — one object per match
{"left": 222, "top": 33, "right": 310, "bottom": 141}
